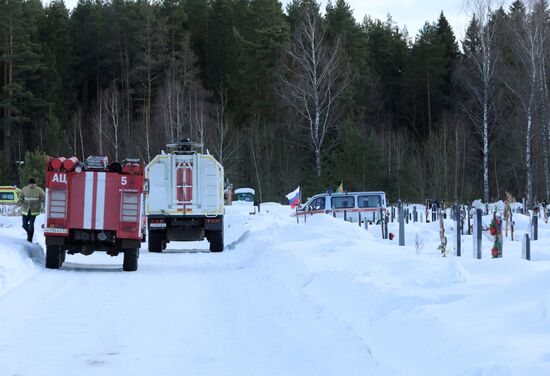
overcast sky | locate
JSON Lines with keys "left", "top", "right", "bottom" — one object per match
{"left": 315, "top": 0, "right": 469, "bottom": 39}
{"left": 282, "top": 0, "right": 512, "bottom": 40}
{"left": 58, "top": 0, "right": 514, "bottom": 41}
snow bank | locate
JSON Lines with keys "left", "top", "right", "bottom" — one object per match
{"left": 227, "top": 203, "right": 550, "bottom": 375}
{"left": 472, "top": 199, "right": 526, "bottom": 213}
{"left": 1, "top": 203, "right": 550, "bottom": 375}
{"left": 0, "top": 215, "right": 44, "bottom": 296}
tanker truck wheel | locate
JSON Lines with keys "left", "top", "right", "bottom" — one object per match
{"left": 208, "top": 230, "right": 224, "bottom": 253}
{"left": 45, "top": 246, "right": 63, "bottom": 269}
{"left": 123, "top": 249, "right": 139, "bottom": 272}
{"left": 148, "top": 231, "right": 164, "bottom": 253}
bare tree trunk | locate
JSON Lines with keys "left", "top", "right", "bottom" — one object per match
{"left": 250, "top": 119, "right": 263, "bottom": 203}
{"left": 176, "top": 85, "right": 183, "bottom": 141}
{"left": 167, "top": 74, "right": 174, "bottom": 143}
{"left": 455, "top": 124, "right": 460, "bottom": 202}
{"left": 427, "top": 71, "right": 432, "bottom": 136}
{"left": 526, "top": 79, "right": 535, "bottom": 207}
{"left": 3, "top": 17, "right": 14, "bottom": 172}
{"left": 102, "top": 84, "right": 121, "bottom": 161}
{"left": 464, "top": 0, "right": 500, "bottom": 203}
{"left": 98, "top": 90, "right": 103, "bottom": 155}
{"left": 125, "top": 42, "right": 131, "bottom": 155}
{"left": 505, "top": 0, "right": 546, "bottom": 208}
{"left": 78, "top": 108, "right": 85, "bottom": 160}
{"left": 73, "top": 115, "right": 77, "bottom": 156}
{"left": 542, "top": 105, "right": 550, "bottom": 203}
{"left": 483, "top": 87, "right": 489, "bottom": 202}
{"left": 279, "top": 10, "right": 351, "bottom": 177}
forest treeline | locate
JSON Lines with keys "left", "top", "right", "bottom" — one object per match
{"left": 1, "top": 0, "right": 550, "bottom": 205}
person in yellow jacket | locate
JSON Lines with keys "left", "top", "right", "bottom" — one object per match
{"left": 18, "top": 178, "right": 45, "bottom": 242}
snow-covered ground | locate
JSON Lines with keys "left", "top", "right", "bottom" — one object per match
{"left": 1, "top": 204, "right": 550, "bottom": 375}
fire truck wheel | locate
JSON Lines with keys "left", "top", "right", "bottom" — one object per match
{"left": 123, "top": 249, "right": 139, "bottom": 272}
{"left": 148, "top": 231, "right": 164, "bottom": 253}
{"left": 45, "top": 246, "right": 63, "bottom": 269}
{"left": 208, "top": 230, "right": 224, "bottom": 253}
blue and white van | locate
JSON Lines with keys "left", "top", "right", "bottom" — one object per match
{"left": 296, "top": 191, "right": 387, "bottom": 222}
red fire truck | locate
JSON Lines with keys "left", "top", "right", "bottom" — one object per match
{"left": 44, "top": 156, "right": 145, "bottom": 271}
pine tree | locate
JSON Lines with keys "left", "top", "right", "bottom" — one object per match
{"left": 0, "top": 0, "right": 47, "bottom": 178}
{"left": 233, "top": 0, "right": 289, "bottom": 123}
{"left": 286, "top": 0, "right": 321, "bottom": 30}
{"left": 41, "top": 0, "right": 76, "bottom": 130}
{"left": 325, "top": 0, "right": 363, "bottom": 120}
{"left": 436, "top": 12, "right": 460, "bottom": 110}
{"left": 463, "top": 16, "right": 481, "bottom": 54}
{"left": 362, "top": 18, "right": 408, "bottom": 127}
{"left": 132, "top": 0, "right": 165, "bottom": 161}
{"left": 403, "top": 22, "right": 447, "bottom": 137}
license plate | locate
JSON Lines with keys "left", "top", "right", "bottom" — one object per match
{"left": 149, "top": 223, "right": 167, "bottom": 228}
{"left": 45, "top": 228, "right": 68, "bottom": 234}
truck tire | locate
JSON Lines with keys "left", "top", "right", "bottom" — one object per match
{"left": 148, "top": 231, "right": 164, "bottom": 253}
{"left": 45, "top": 246, "right": 62, "bottom": 269}
{"left": 123, "top": 249, "right": 139, "bottom": 272}
{"left": 209, "top": 230, "right": 224, "bottom": 253}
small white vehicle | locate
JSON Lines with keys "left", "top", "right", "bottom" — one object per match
{"left": 145, "top": 140, "right": 224, "bottom": 252}
{"left": 296, "top": 191, "right": 387, "bottom": 222}
{"left": 232, "top": 188, "right": 256, "bottom": 205}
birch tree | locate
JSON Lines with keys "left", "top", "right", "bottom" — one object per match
{"left": 133, "top": 1, "right": 163, "bottom": 162}
{"left": 462, "top": 0, "right": 502, "bottom": 203}
{"left": 211, "top": 88, "right": 236, "bottom": 166}
{"left": 280, "top": 9, "right": 352, "bottom": 176}
{"left": 534, "top": 0, "right": 550, "bottom": 202}
{"left": 102, "top": 83, "right": 122, "bottom": 161}
{"left": 505, "top": 0, "right": 547, "bottom": 207}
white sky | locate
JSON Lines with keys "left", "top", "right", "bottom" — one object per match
{"left": 57, "top": 0, "right": 514, "bottom": 41}
{"left": 282, "top": 0, "right": 513, "bottom": 41}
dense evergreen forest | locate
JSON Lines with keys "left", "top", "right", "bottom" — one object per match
{"left": 1, "top": 0, "right": 550, "bottom": 205}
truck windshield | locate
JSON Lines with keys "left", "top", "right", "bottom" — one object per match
{"left": 305, "top": 197, "right": 325, "bottom": 210}
{"left": 0, "top": 192, "right": 14, "bottom": 201}
{"left": 236, "top": 193, "right": 254, "bottom": 202}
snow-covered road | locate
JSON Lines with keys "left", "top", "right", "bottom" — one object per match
{"left": 0, "top": 207, "right": 376, "bottom": 376}
{"left": 1, "top": 204, "right": 550, "bottom": 375}
{"left": 0, "top": 253, "right": 372, "bottom": 375}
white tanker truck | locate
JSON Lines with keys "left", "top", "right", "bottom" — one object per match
{"left": 145, "top": 140, "right": 225, "bottom": 252}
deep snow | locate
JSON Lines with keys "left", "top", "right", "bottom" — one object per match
{"left": 0, "top": 204, "right": 549, "bottom": 375}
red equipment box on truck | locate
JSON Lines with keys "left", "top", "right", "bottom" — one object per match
{"left": 44, "top": 156, "right": 145, "bottom": 271}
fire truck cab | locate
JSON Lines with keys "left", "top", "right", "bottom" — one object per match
{"left": 145, "top": 140, "right": 224, "bottom": 252}
{"left": 44, "top": 156, "right": 145, "bottom": 271}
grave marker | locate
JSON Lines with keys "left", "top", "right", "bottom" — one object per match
{"left": 473, "top": 209, "right": 482, "bottom": 259}
{"left": 455, "top": 205, "right": 461, "bottom": 257}
{"left": 522, "top": 234, "right": 531, "bottom": 261}
{"left": 531, "top": 212, "right": 538, "bottom": 241}
{"left": 399, "top": 203, "right": 405, "bottom": 246}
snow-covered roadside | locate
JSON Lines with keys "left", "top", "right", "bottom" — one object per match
{"left": 0, "top": 215, "right": 44, "bottom": 296}
{"left": 233, "top": 203, "right": 550, "bottom": 375}
{"left": 1, "top": 205, "right": 549, "bottom": 375}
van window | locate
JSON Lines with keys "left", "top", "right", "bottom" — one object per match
{"left": 331, "top": 196, "right": 354, "bottom": 209}
{"left": 358, "top": 195, "right": 381, "bottom": 208}
{"left": 308, "top": 197, "right": 326, "bottom": 210}
{"left": 0, "top": 192, "right": 14, "bottom": 201}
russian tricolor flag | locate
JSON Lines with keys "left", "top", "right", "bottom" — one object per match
{"left": 286, "top": 186, "right": 301, "bottom": 209}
